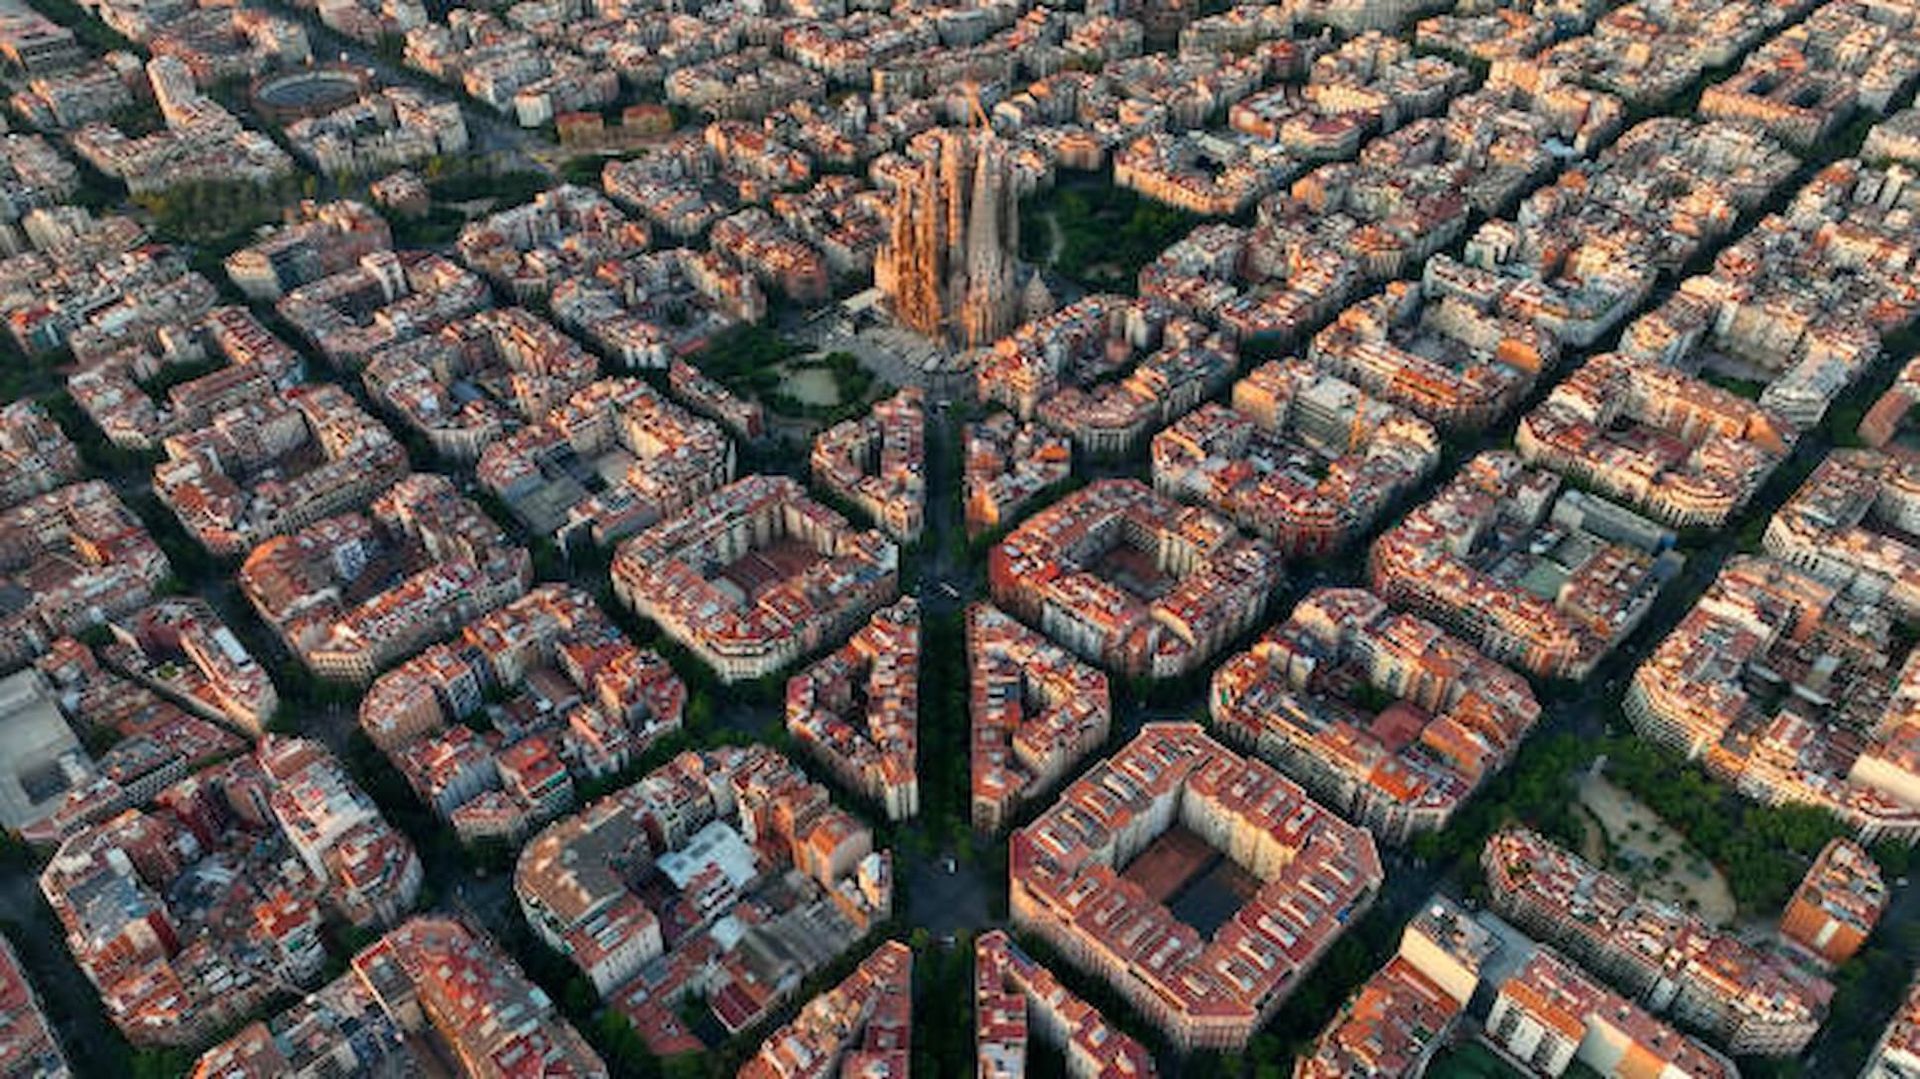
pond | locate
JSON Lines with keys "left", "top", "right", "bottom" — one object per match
{"left": 780, "top": 366, "right": 843, "bottom": 407}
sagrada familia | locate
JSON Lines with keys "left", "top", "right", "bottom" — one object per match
{"left": 876, "top": 128, "right": 1049, "bottom": 348}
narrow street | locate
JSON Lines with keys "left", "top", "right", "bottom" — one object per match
{"left": 0, "top": 868, "right": 129, "bottom": 1076}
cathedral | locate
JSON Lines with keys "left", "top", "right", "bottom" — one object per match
{"left": 876, "top": 128, "right": 1028, "bottom": 347}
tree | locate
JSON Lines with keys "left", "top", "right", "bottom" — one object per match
{"left": 561, "top": 977, "right": 596, "bottom": 1020}
{"left": 662, "top": 1056, "right": 706, "bottom": 1079}
{"left": 685, "top": 693, "right": 715, "bottom": 734}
